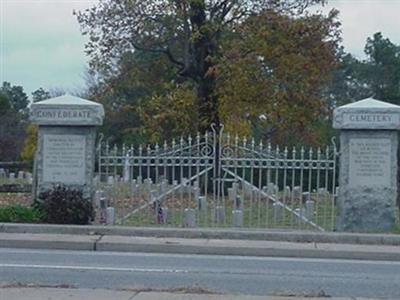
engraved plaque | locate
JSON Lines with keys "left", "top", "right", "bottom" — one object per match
{"left": 342, "top": 113, "right": 399, "bottom": 128}
{"left": 349, "top": 138, "right": 391, "bottom": 186}
{"left": 43, "top": 134, "right": 86, "bottom": 184}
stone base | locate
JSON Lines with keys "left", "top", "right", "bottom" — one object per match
{"left": 337, "top": 186, "right": 397, "bottom": 232}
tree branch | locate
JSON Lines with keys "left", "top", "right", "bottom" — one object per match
{"left": 129, "top": 41, "right": 184, "bottom": 68}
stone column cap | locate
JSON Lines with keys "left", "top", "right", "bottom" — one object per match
{"left": 30, "top": 94, "right": 105, "bottom": 126}
{"left": 333, "top": 98, "right": 400, "bottom": 130}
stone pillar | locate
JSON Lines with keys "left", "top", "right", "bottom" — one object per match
{"left": 333, "top": 98, "right": 400, "bottom": 232}
{"left": 30, "top": 95, "right": 104, "bottom": 200}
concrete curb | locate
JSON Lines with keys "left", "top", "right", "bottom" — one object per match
{"left": 0, "top": 233, "right": 100, "bottom": 251}
{"left": 1, "top": 233, "right": 400, "bottom": 261}
{"left": 1, "top": 223, "right": 400, "bottom": 245}
{"left": 96, "top": 236, "right": 400, "bottom": 261}
{"left": 0, "top": 288, "right": 383, "bottom": 300}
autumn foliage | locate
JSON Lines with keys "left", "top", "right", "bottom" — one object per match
{"left": 218, "top": 10, "right": 340, "bottom": 144}
{"left": 76, "top": 0, "right": 341, "bottom": 146}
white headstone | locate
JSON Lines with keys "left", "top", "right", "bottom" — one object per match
{"left": 161, "top": 207, "right": 169, "bottom": 224}
{"left": 232, "top": 210, "right": 243, "bottom": 227}
{"left": 198, "top": 196, "right": 208, "bottom": 213}
{"left": 9, "top": 172, "right": 15, "bottom": 181}
{"left": 106, "top": 207, "right": 115, "bottom": 225}
{"left": 228, "top": 188, "right": 236, "bottom": 203}
{"left": 123, "top": 156, "right": 130, "bottom": 182}
{"left": 214, "top": 206, "right": 226, "bottom": 224}
{"left": 25, "top": 172, "right": 33, "bottom": 183}
{"left": 192, "top": 187, "right": 200, "bottom": 202}
{"left": 235, "top": 195, "right": 243, "bottom": 211}
{"left": 17, "top": 171, "right": 24, "bottom": 180}
{"left": 293, "top": 186, "right": 302, "bottom": 199}
{"left": 273, "top": 202, "right": 283, "bottom": 223}
{"left": 267, "top": 182, "right": 277, "bottom": 195}
{"left": 295, "top": 208, "right": 306, "bottom": 226}
{"left": 302, "top": 192, "right": 311, "bottom": 203}
{"left": 305, "top": 200, "right": 315, "bottom": 220}
{"left": 184, "top": 208, "right": 196, "bottom": 227}
{"left": 107, "top": 176, "right": 114, "bottom": 185}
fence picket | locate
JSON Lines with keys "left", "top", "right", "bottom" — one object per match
{"left": 96, "top": 126, "right": 338, "bottom": 230}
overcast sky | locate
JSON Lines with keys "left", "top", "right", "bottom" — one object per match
{"left": 1, "top": 0, "right": 400, "bottom": 97}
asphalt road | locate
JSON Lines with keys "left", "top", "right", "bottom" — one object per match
{"left": 0, "top": 248, "right": 399, "bottom": 298}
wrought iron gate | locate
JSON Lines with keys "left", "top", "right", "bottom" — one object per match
{"left": 96, "top": 125, "right": 338, "bottom": 231}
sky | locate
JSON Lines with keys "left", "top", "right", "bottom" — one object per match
{"left": 1, "top": 0, "right": 400, "bottom": 98}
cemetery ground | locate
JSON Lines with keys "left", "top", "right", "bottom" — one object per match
{"left": 0, "top": 193, "right": 30, "bottom": 208}
{"left": 105, "top": 183, "right": 337, "bottom": 230}
{"left": 0, "top": 184, "right": 399, "bottom": 232}
{"left": 0, "top": 185, "right": 344, "bottom": 231}
{"left": 0, "top": 169, "right": 342, "bottom": 229}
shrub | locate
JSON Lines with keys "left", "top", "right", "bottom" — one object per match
{"left": 36, "top": 185, "right": 93, "bottom": 225}
{"left": 0, "top": 204, "right": 43, "bottom": 223}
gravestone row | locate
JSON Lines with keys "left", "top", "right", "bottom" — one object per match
{"left": 95, "top": 175, "right": 319, "bottom": 227}
{"left": 0, "top": 169, "right": 33, "bottom": 183}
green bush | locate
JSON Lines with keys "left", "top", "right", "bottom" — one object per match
{"left": 0, "top": 204, "right": 43, "bottom": 223}
{"left": 36, "top": 185, "right": 94, "bottom": 225}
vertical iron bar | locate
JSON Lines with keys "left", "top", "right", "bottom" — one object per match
{"left": 241, "top": 137, "right": 247, "bottom": 226}
{"left": 138, "top": 144, "right": 143, "bottom": 225}
{"left": 204, "top": 131, "right": 209, "bottom": 226}
{"left": 212, "top": 126, "right": 217, "bottom": 227}
{"left": 180, "top": 136, "right": 184, "bottom": 226}
{"left": 316, "top": 147, "right": 321, "bottom": 230}
{"left": 266, "top": 143, "right": 271, "bottom": 227}
{"left": 307, "top": 148, "right": 313, "bottom": 230}
{"left": 155, "top": 143, "right": 159, "bottom": 184}
{"left": 218, "top": 127, "right": 224, "bottom": 226}
{"left": 188, "top": 135, "right": 192, "bottom": 208}
{"left": 138, "top": 145, "right": 143, "bottom": 179}
{"left": 105, "top": 141, "right": 110, "bottom": 185}
{"left": 290, "top": 147, "right": 296, "bottom": 228}
{"left": 283, "top": 147, "right": 288, "bottom": 227}
{"left": 274, "top": 145, "right": 280, "bottom": 228}
{"left": 257, "top": 141, "right": 263, "bottom": 228}
{"left": 249, "top": 138, "right": 255, "bottom": 227}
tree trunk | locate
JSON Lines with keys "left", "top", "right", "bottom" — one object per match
{"left": 197, "top": 74, "right": 220, "bottom": 134}
{"left": 190, "top": 0, "right": 220, "bottom": 134}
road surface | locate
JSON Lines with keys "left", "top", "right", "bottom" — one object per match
{"left": 1, "top": 248, "right": 399, "bottom": 298}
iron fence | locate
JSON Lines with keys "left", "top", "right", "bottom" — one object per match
{"left": 96, "top": 125, "right": 338, "bottom": 231}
